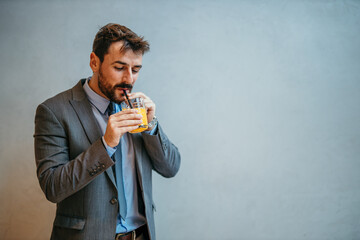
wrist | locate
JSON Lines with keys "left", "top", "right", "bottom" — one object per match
{"left": 102, "top": 136, "right": 117, "bottom": 156}
{"left": 147, "top": 115, "right": 158, "bottom": 130}
{"left": 103, "top": 135, "right": 118, "bottom": 148}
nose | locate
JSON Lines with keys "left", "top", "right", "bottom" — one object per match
{"left": 122, "top": 68, "right": 133, "bottom": 84}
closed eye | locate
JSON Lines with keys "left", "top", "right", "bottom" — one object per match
{"left": 132, "top": 66, "right": 142, "bottom": 73}
{"left": 114, "top": 67, "right": 124, "bottom": 71}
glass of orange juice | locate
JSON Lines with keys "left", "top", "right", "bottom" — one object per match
{"left": 121, "top": 97, "right": 148, "bottom": 133}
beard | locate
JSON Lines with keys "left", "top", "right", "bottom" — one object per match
{"left": 98, "top": 67, "right": 133, "bottom": 104}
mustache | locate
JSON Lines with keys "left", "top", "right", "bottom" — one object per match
{"left": 114, "top": 83, "right": 133, "bottom": 91}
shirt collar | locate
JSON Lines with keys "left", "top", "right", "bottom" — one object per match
{"left": 83, "top": 77, "right": 110, "bottom": 114}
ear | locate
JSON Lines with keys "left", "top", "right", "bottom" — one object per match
{"left": 89, "top": 52, "right": 100, "bottom": 72}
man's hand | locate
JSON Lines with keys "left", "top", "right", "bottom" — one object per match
{"left": 128, "top": 92, "right": 156, "bottom": 131}
{"left": 104, "top": 109, "right": 143, "bottom": 147}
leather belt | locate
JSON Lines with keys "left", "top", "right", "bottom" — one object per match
{"left": 115, "top": 225, "right": 146, "bottom": 240}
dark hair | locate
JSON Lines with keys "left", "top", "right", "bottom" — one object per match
{"left": 92, "top": 23, "right": 150, "bottom": 62}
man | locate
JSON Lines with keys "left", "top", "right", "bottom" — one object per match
{"left": 34, "top": 23, "right": 181, "bottom": 240}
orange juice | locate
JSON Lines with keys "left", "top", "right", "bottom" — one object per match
{"left": 123, "top": 107, "right": 148, "bottom": 133}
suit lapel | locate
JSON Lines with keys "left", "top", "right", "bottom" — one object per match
{"left": 69, "top": 79, "right": 116, "bottom": 187}
{"left": 69, "top": 99, "right": 102, "bottom": 144}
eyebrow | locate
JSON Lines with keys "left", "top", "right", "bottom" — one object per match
{"left": 113, "top": 61, "right": 142, "bottom": 68}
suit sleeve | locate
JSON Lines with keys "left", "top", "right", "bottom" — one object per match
{"left": 141, "top": 123, "right": 181, "bottom": 178}
{"left": 34, "top": 103, "right": 114, "bottom": 203}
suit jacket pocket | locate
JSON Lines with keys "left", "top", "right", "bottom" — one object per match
{"left": 54, "top": 215, "right": 85, "bottom": 230}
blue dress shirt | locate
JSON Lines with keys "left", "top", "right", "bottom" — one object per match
{"left": 83, "top": 78, "right": 156, "bottom": 233}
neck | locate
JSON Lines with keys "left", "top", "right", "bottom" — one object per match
{"left": 89, "top": 74, "right": 108, "bottom": 100}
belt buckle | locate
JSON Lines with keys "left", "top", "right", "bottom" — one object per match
{"left": 115, "top": 230, "right": 136, "bottom": 240}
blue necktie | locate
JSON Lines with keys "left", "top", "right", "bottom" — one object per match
{"left": 108, "top": 102, "right": 127, "bottom": 220}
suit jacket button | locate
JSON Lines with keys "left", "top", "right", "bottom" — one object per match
{"left": 110, "top": 197, "right": 118, "bottom": 205}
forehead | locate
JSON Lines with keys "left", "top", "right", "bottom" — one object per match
{"left": 105, "top": 41, "right": 143, "bottom": 64}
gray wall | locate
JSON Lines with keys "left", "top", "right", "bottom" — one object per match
{"left": 1, "top": 0, "right": 359, "bottom": 239}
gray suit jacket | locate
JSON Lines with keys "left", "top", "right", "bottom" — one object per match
{"left": 34, "top": 79, "right": 181, "bottom": 240}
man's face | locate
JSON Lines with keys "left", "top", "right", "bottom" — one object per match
{"left": 97, "top": 41, "right": 143, "bottom": 103}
